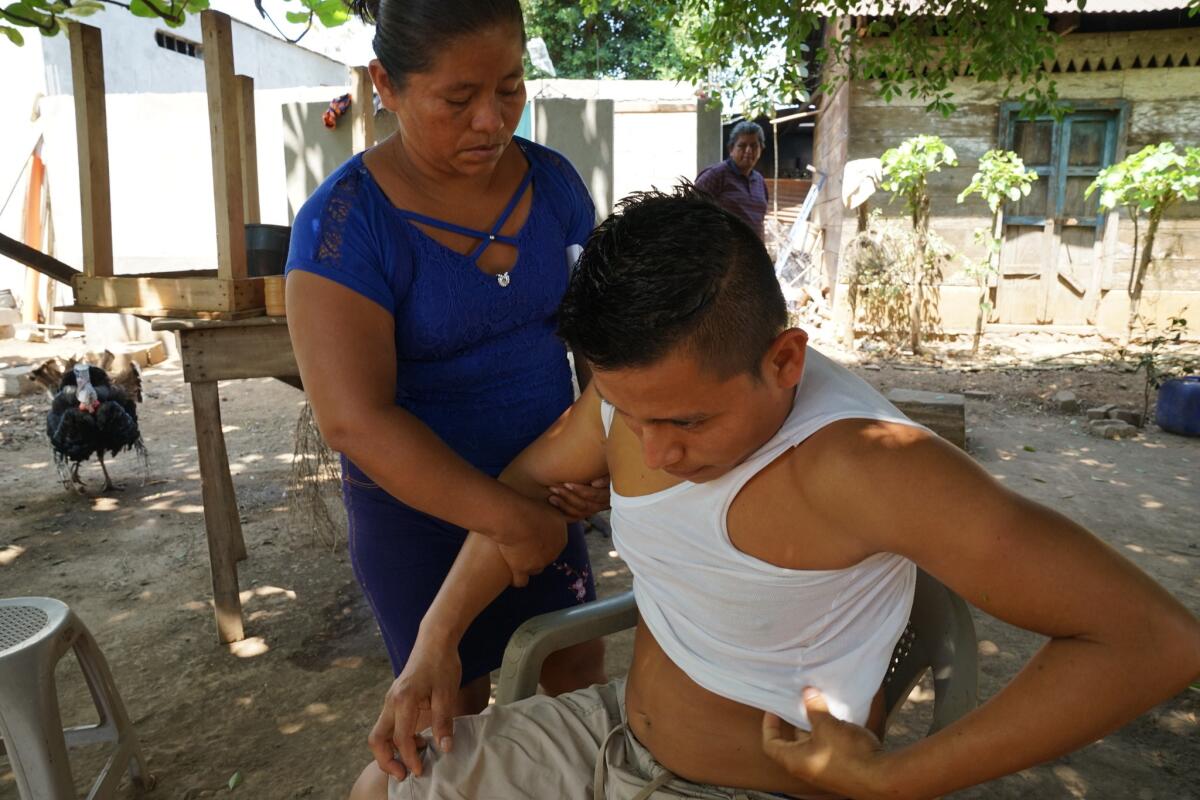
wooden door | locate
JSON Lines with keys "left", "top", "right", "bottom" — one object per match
{"left": 997, "top": 109, "right": 1118, "bottom": 325}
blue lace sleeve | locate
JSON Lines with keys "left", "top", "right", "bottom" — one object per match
{"left": 560, "top": 155, "right": 596, "bottom": 247}
{"left": 285, "top": 164, "right": 396, "bottom": 313}
{"left": 521, "top": 139, "right": 596, "bottom": 248}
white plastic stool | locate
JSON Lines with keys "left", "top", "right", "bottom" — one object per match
{"left": 0, "top": 597, "right": 153, "bottom": 799}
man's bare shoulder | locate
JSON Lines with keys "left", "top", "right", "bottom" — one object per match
{"left": 786, "top": 417, "right": 936, "bottom": 478}
{"left": 780, "top": 418, "right": 972, "bottom": 553}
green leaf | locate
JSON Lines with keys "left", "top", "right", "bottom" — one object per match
{"left": 228, "top": 771, "right": 243, "bottom": 791}
{"left": 185, "top": 0, "right": 210, "bottom": 10}
{"left": 129, "top": 0, "right": 157, "bottom": 18}
{"left": 68, "top": 1, "right": 105, "bottom": 17}
{"left": 3, "top": 2, "right": 51, "bottom": 26}
{"left": 0, "top": 22, "right": 23, "bottom": 45}
{"left": 285, "top": 10, "right": 311, "bottom": 24}
{"left": 1023, "top": 445, "right": 1036, "bottom": 452}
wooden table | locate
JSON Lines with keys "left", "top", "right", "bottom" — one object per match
{"left": 151, "top": 316, "right": 300, "bottom": 643}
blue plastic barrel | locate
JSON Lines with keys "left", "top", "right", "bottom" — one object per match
{"left": 1156, "top": 376, "right": 1200, "bottom": 436}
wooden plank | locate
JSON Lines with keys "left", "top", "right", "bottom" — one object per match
{"left": 202, "top": 11, "right": 247, "bottom": 281}
{"left": 59, "top": 304, "right": 263, "bottom": 321}
{"left": 236, "top": 75, "right": 260, "bottom": 225}
{"left": 72, "top": 274, "right": 264, "bottom": 313}
{"left": 68, "top": 23, "right": 113, "bottom": 279}
{"left": 0, "top": 231, "right": 81, "bottom": 284}
{"left": 151, "top": 315, "right": 290, "bottom": 332}
{"left": 178, "top": 322, "right": 299, "bottom": 382}
{"left": 1039, "top": 219, "right": 1056, "bottom": 323}
{"left": 190, "top": 380, "right": 246, "bottom": 643}
{"left": 351, "top": 66, "right": 376, "bottom": 154}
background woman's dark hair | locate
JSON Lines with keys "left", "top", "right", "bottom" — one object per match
{"left": 349, "top": 0, "right": 525, "bottom": 88}
{"left": 558, "top": 185, "right": 788, "bottom": 380}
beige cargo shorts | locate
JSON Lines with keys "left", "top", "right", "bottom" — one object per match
{"left": 387, "top": 679, "right": 805, "bottom": 800}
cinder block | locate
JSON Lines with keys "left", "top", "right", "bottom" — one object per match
{"left": 886, "top": 388, "right": 967, "bottom": 449}
{"left": 0, "top": 365, "right": 36, "bottom": 397}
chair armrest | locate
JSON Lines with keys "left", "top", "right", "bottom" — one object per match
{"left": 494, "top": 591, "right": 637, "bottom": 705}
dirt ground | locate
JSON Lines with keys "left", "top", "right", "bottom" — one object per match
{"left": 1, "top": 330, "right": 1197, "bottom": 800}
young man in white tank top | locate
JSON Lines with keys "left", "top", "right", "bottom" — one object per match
{"left": 350, "top": 187, "right": 1200, "bottom": 800}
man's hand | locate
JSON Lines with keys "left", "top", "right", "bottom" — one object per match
{"left": 547, "top": 476, "right": 610, "bottom": 521}
{"left": 493, "top": 498, "right": 570, "bottom": 587}
{"left": 761, "top": 688, "right": 889, "bottom": 800}
{"left": 367, "top": 638, "right": 461, "bottom": 781}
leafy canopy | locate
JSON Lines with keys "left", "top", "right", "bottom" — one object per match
{"left": 958, "top": 149, "right": 1038, "bottom": 212}
{"left": 524, "top": 0, "right": 698, "bottom": 79}
{"left": 0, "top": 0, "right": 348, "bottom": 46}
{"left": 1086, "top": 143, "right": 1200, "bottom": 217}
{"left": 653, "top": 0, "right": 1068, "bottom": 117}
{"left": 881, "top": 134, "right": 958, "bottom": 216}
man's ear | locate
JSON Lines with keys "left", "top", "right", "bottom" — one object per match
{"left": 763, "top": 328, "right": 808, "bottom": 389}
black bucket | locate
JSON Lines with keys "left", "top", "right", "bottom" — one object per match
{"left": 245, "top": 224, "right": 292, "bottom": 277}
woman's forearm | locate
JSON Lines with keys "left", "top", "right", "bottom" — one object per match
{"left": 326, "top": 403, "right": 536, "bottom": 541}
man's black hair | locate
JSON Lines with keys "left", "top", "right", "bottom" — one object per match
{"left": 558, "top": 184, "right": 788, "bottom": 379}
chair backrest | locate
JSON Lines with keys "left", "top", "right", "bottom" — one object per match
{"left": 497, "top": 569, "right": 978, "bottom": 736}
{"left": 882, "top": 569, "right": 979, "bottom": 736}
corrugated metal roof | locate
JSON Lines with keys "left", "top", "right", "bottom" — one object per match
{"left": 1046, "top": 0, "right": 1193, "bottom": 12}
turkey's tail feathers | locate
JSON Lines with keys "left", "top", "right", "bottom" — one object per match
{"left": 112, "top": 361, "right": 142, "bottom": 404}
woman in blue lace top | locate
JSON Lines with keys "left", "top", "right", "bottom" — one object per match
{"left": 284, "top": 0, "right": 607, "bottom": 758}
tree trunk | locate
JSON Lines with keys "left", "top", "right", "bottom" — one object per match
{"left": 909, "top": 192, "right": 929, "bottom": 354}
{"left": 973, "top": 210, "right": 1001, "bottom": 356}
{"left": 1126, "top": 209, "right": 1162, "bottom": 343}
{"left": 972, "top": 286, "right": 985, "bottom": 355}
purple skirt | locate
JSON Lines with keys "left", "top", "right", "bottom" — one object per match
{"left": 343, "top": 462, "right": 596, "bottom": 683}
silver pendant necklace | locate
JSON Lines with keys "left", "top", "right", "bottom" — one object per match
{"left": 497, "top": 272, "right": 511, "bottom": 287}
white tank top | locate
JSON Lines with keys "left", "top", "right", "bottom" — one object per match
{"left": 605, "top": 348, "right": 922, "bottom": 730}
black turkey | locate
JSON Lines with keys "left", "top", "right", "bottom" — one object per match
{"left": 47, "top": 363, "right": 146, "bottom": 492}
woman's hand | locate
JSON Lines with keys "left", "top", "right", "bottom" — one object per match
{"left": 761, "top": 688, "right": 891, "bottom": 800}
{"left": 546, "top": 476, "right": 610, "bottom": 521}
{"left": 493, "top": 498, "right": 569, "bottom": 587}
{"left": 367, "top": 636, "right": 462, "bottom": 781}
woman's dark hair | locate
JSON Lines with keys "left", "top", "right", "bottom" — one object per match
{"left": 728, "top": 120, "right": 765, "bottom": 150}
{"left": 558, "top": 185, "right": 788, "bottom": 380}
{"left": 349, "top": 1, "right": 525, "bottom": 88}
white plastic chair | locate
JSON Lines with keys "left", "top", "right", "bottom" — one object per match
{"left": 0, "top": 597, "right": 154, "bottom": 799}
{"left": 496, "top": 569, "right": 978, "bottom": 736}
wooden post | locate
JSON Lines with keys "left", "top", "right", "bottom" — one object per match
{"left": 351, "top": 66, "right": 376, "bottom": 153}
{"left": 202, "top": 11, "right": 247, "bottom": 281}
{"left": 22, "top": 145, "right": 45, "bottom": 324}
{"left": 236, "top": 75, "right": 260, "bottom": 225}
{"left": 68, "top": 23, "right": 114, "bottom": 278}
{"left": 190, "top": 380, "right": 247, "bottom": 644}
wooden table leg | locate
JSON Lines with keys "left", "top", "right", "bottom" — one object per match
{"left": 190, "top": 380, "right": 246, "bottom": 643}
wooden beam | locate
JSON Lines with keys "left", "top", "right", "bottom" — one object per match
{"left": 177, "top": 321, "right": 299, "bottom": 383}
{"left": 236, "top": 75, "right": 260, "bottom": 225}
{"left": 0, "top": 232, "right": 81, "bottom": 285}
{"left": 202, "top": 11, "right": 247, "bottom": 280}
{"left": 351, "top": 66, "right": 376, "bottom": 153}
{"left": 68, "top": 23, "right": 113, "bottom": 278}
{"left": 190, "top": 380, "right": 246, "bottom": 643}
{"left": 72, "top": 274, "right": 264, "bottom": 314}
